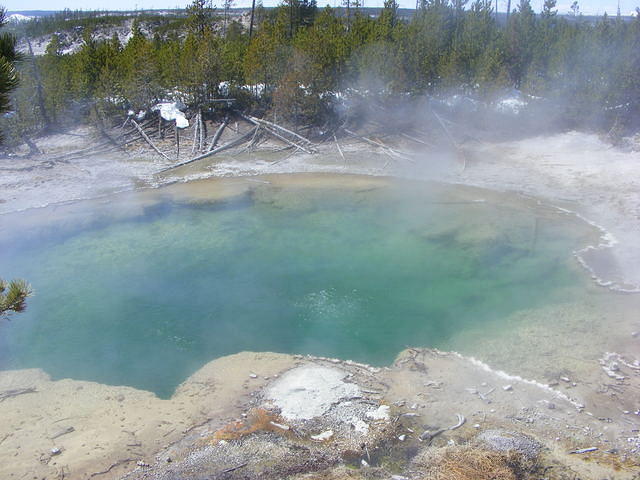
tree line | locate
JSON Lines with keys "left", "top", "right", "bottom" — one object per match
{"left": 5, "top": 0, "right": 640, "bottom": 144}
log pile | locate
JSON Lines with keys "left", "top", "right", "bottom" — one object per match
{"left": 13, "top": 100, "right": 476, "bottom": 175}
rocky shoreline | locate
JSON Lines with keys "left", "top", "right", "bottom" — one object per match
{"left": 3, "top": 347, "right": 637, "bottom": 479}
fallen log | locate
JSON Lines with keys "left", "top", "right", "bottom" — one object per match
{"left": 430, "top": 109, "right": 469, "bottom": 169}
{"left": 159, "top": 127, "right": 258, "bottom": 173}
{"left": 241, "top": 114, "right": 314, "bottom": 154}
{"left": 334, "top": 134, "right": 346, "bottom": 164}
{"left": 191, "top": 111, "right": 200, "bottom": 156}
{"left": 401, "top": 132, "right": 433, "bottom": 147}
{"left": 221, "top": 463, "right": 248, "bottom": 474}
{"left": 174, "top": 123, "right": 180, "bottom": 159}
{"left": 61, "top": 132, "right": 146, "bottom": 161}
{"left": 235, "top": 126, "right": 261, "bottom": 155}
{"left": 245, "top": 114, "right": 314, "bottom": 146}
{"left": 97, "top": 124, "right": 130, "bottom": 156}
{"left": 431, "top": 109, "right": 457, "bottom": 147}
{"left": 272, "top": 144, "right": 301, "bottom": 165}
{"left": 44, "top": 139, "right": 113, "bottom": 162}
{"left": 131, "top": 119, "right": 171, "bottom": 161}
{"left": 198, "top": 110, "right": 205, "bottom": 151}
{"left": 121, "top": 117, "right": 157, "bottom": 139}
{"left": 261, "top": 124, "right": 315, "bottom": 155}
{"left": 343, "top": 129, "right": 414, "bottom": 162}
{"left": 207, "top": 118, "right": 229, "bottom": 152}
{"left": 0, "top": 387, "right": 36, "bottom": 402}
{"left": 247, "top": 125, "right": 262, "bottom": 151}
{"left": 50, "top": 426, "right": 75, "bottom": 440}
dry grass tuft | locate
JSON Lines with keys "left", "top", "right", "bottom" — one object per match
{"left": 210, "top": 407, "right": 293, "bottom": 443}
{"left": 416, "top": 445, "right": 529, "bottom": 480}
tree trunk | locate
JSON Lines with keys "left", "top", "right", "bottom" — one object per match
{"left": 191, "top": 112, "right": 200, "bottom": 156}
{"left": 249, "top": 0, "right": 256, "bottom": 38}
{"left": 175, "top": 122, "right": 180, "bottom": 159}
{"left": 27, "top": 39, "right": 53, "bottom": 132}
{"left": 131, "top": 119, "right": 171, "bottom": 161}
{"left": 198, "top": 110, "right": 205, "bottom": 151}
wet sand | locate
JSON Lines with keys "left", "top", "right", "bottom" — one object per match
{"left": 0, "top": 352, "right": 297, "bottom": 480}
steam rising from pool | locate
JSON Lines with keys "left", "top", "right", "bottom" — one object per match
{"left": 0, "top": 177, "right": 596, "bottom": 398}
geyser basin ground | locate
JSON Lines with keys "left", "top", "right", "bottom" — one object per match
{"left": 0, "top": 174, "right": 602, "bottom": 398}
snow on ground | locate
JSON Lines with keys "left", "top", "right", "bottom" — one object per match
{"left": 0, "top": 127, "right": 173, "bottom": 215}
{"left": 7, "top": 13, "right": 32, "bottom": 22}
{"left": 152, "top": 102, "right": 189, "bottom": 128}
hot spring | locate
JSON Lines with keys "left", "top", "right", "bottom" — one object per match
{"left": 0, "top": 174, "right": 599, "bottom": 398}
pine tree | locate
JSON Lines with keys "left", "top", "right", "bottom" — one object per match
{"left": 0, "top": 278, "right": 31, "bottom": 320}
{"left": 186, "top": 0, "right": 215, "bottom": 34}
{"left": 0, "top": 7, "right": 21, "bottom": 117}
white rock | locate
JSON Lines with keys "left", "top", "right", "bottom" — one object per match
{"left": 398, "top": 434, "right": 406, "bottom": 441}
{"left": 266, "top": 366, "right": 360, "bottom": 420}
{"left": 503, "top": 385, "right": 513, "bottom": 391}
{"left": 50, "top": 447, "right": 61, "bottom": 456}
{"left": 311, "top": 430, "right": 334, "bottom": 441}
{"left": 351, "top": 418, "right": 370, "bottom": 435}
{"left": 249, "top": 373, "right": 258, "bottom": 379}
{"left": 269, "top": 421, "right": 290, "bottom": 431}
{"left": 366, "top": 405, "right": 390, "bottom": 421}
{"left": 361, "top": 459, "right": 369, "bottom": 467}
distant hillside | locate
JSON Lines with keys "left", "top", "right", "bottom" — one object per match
{"left": 10, "top": 6, "right": 639, "bottom": 57}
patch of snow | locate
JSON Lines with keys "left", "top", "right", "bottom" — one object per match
{"left": 265, "top": 365, "right": 360, "bottom": 421}
{"left": 7, "top": 13, "right": 32, "bottom": 22}
{"left": 152, "top": 102, "right": 189, "bottom": 128}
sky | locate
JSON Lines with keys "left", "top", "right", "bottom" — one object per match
{"left": 7, "top": 0, "right": 639, "bottom": 17}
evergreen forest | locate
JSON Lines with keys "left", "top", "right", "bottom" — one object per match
{"left": 6, "top": 0, "right": 640, "bottom": 144}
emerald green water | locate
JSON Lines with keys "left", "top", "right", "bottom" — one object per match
{"left": 0, "top": 177, "right": 593, "bottom": 398}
